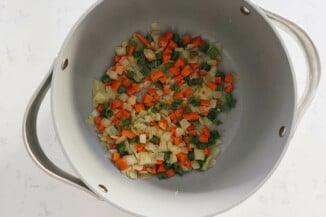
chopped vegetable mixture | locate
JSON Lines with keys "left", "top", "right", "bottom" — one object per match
{"left": 88, "top": 23, "right": 236, "bottom": 179}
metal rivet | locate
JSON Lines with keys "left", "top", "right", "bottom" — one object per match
{"left": 61, "top": 58, "right": 69, "bottom": 70}
{"left": 98, "top": 184, "right": 108, "bottom": 193}
{"left": 240, "top": 6, "right": 250, "bottom": 15}
{"left": 279, "top": 126, "right": 287, "bottom": 137}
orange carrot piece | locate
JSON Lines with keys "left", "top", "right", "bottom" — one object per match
{"left": 163, "top": 86, "right": 171, "bottom": 94}
{"left": 163, "top": 53, "right": 171, "bottom": 63}
{"left": 156, "top": 159, "right": 164, "bottom": 165}
{"left": 176, "top": 152, "right": 188, "bottom": 163}
{"left": 186, "top": 145, "right": 193, "bottom": 152}
{"left": 200, "top": 106, "right": 209, "bottom": 116}
{"left": 166, "top": 169, "right": 175, "bottom": 178}
{"left": 159, "top": 38, "right": 169, "bottom": 49}
{"left": 158, "top": 118, "right": 168, "bottom": 130}
{"left": 224, "top": 74, "right": 233, "bottom": 83}
{"left": 157, "top": 164, "right": 166, "bottom": 173}
{"left": 200, "top": 100, "right": 211, "bottom": 107}
{"left": 120, "top": 109, "right": 131, "bottom": 118}
{"left": 151, "top": 165, "right": 157, "bottom": 174}
{"left": 122, "top": 129, "right": 135, "bottom": 138}
{"left": 168, "top": 40, "right": 177, "bottom": 49}
{"left": 198, "top": 70, "right": 208, "bottom": 76}
{"left": 169, "top": 66, "right": 180, "bottom": 76}
{"left": 97, "top": 124, "right": 105, "bottom": 132}
{"left": 215, "top": 77, "right": 222, "bottom": 84}
{"left": 167, "top": 99, "right": 173, "bottom": 105}
{"left": 184, "top": 136, "right": 190, "bottom": 144}
{"left": 127, "top": 46, "right": 135, "bottom": 56}
{"left": 127, "top": 83, "right": 141, "bottom": 95}
{"left": 111, "top": 152, "right": 120, "bottom": 162}
{"left": 115, "top": 65, "right": 125, "bottom": 74}
{"left": 183, "top": 159, "right": 192, "bottom": 168}
{"left": 134, "top": 104, "right": 145, "bottom": 113}
{"left": 151, "top": 70, "right": 164, "bottom": 81}
{"left": 216, "top": 99, "right": 222, "bottom": 105}
{"left": 159, "top": 76, "right": 168, "bottom": 84}
{"left": 191, "top": 36, "right": 204, "bottom": 47}
{"left": 116, "top": 158, "right": 128, "bottom": 170}
{"left": 207, "top": 81, "right": 217, "bottom": 90}
{"left": 203, "top": 148, "right": 210, "bottom": 156}
{"left": 182, "top": 112, "right": 200, "bottom": 121}
{"left": 122, "top": 77, "right": 132, "bottom": 87}
{"left": 143, "top": 93, "right": 153, "bottom": 104}
{"left": 109, "top": 143, "right": 117, "bottom": 149}
{"left": 183, "top": 87, "right": 192, "bottom": 98}
{"left": 114, "top": 56, "right": 121, "bottom": 63}
{"left": 182, "top": 35, "right": 191, "bottom": 45}
{"left": 163, "top": 32, "right": 173, "bottom": 40}
{"left": 174, "top": 91, "right": 184, "bottom": 99}
{"left": 135, "top": 143, "right": 145, "bottom": 153}
{"left": 110, "top": 80, "right": 121, "bottom": 91}
{"left": 180, "top": 65, "right": 193, "bottom": 77}
{"left": 135, "top": 33, "right": 151, "bottom": 48}
{"left": 96, "top": 104, "right": 104, "bottom": 112}
{"left": 112, "top": 118, "right": 120, "bottom": 125}
{"left": 149, "top": 121, "right": 157, "bottom": 126}
{"left": 202, "top": 127, "right": 210, "bottom": 137}
{"left": 174, "top": 58, "right": 186, "bottom": 68}
{"left": 111, "top": 99, "right": 123, "bottom": 109}
{"left": 199, "top": 134, "right": 209, "bottom": 143}
{"left": 172, "top": 136, "right": 182, "bottom": 145}
{"left": 225, "top": 85, "right": 233, "bottom": 93}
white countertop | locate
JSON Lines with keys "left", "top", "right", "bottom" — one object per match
{"left": 1, "top": 0, "right": 325, "bottom": 216}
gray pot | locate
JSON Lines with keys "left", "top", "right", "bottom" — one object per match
{"left": 23, "top": 0, "right": 321, "bottom": 217}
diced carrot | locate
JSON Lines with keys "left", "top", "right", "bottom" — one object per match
{"left": 134, "top": 104, "right": 145, "bottom": 113}
{"left": 174, "top": 91, "right": 184, "bottom": 99}
{"left": 159, "top": 38, "right": 169, "bottom": 49}
{"left": 190, "top": 63, "right": 199, "bottom": 70}
{"left": 225, "top": 84, "right": 233, "bottom": 93}
{"left": 203, "top": 148, "right": 210, "bottom": 156}
{"left": 151, "top": 70, "right": 164, "bottom": 81}
{"left": 143, "top": 93, "right": 153, "bottom": 104}
{"left": 183, "top": 136, "right": 190, "bottom": 144}
{"left": 156, "top": 159, "right": 164, "bottom": 165}
{"left": 111, "top": 152, "right": 120, "bottom": 162}
{"left": 215, "top": 77, "right": 222, "bottom": 84}
{"left": 120, "top": 109, "right": 131, "bottom": 118}
{"left": 158, "top": 118, "right": 168, "bottom": 130}
{"left": 207, "top": 81, "right": 217, "bottom": 90}
{"left": 166, "top": 169, "right": 175, "bottom": 178}
{"left": 111, "top": 118, "right": 120, "bottom": 125}
{"left": 106, "top": 135, "right": 111, "bottom": 142}
{"left": 186, "top": 145, "right": 193, "bottom": 152}
{"left": 153, "top": 95, "right": 160, "bottom": 101}
{"left": 159, "top": 76, "right": 168, "bottom": 84}
{"left": 174, "top": 58, "right": 185, "bottom": 68}
{"left": 149, "top": 121, "right": 157, "bottom": 126}
{"left": 224, "top": 74, "right": 233, "bottom": 83}
{"left": 199, "top": 134, "right": 209, "bottom": 143}
{"left": 176, "top": 152, "right": 188, "bottom": 163}
{"left": 202, "top": 127, "right": 210, "bottom": 137}
{"left": 116, "top": 158, "right": 128, "bottom": 170}
{"left": 163, "top": 53, "right": 171, "bottom": 63}
{"left": 200, "top": 100, "right": 211, "bottom": 107}
{"left": 127, "top": 46, "right": 135, "bottom": 56}
{"left": 181, "top": 103, "right": 188, "bottom": 109}
{"left": 183, "top": 159, "right": 192, "bottom": 168}
{"left": 174, "top": 75, "right": 185, "bottom": 86}
{"left": 170, "top": 125, "right": 177, "bottom": 136}
{"left": 199, "top": 106, "right": 209, "bottom": 116}
{"left": 183, "top": 87, "right": 192, "bottom": 98}
{"left": 167, "top": 99, "right": 173, "bottom": 105}
{"left": 163, "top": 32, "right": 173, "bottom": 40}
{"left": 188, "top": 129, "right": 197, "bottom": 136}
{"left": 135, "top": 33, "right": 151, "bottom": 48}
{"left": 151, "top": 165, "right": 157, "bottom": 174}
{"left": 122, "top": 77, "right": 132, "bottom": 87}
{"left": 115, "top": 65, "right": 125, "bottom": 74}
{"left": 122, "top": 129, "right": 135, "bottom": 138}
{"left": 182, "top": 35, "right": 191, "bottom": 45}
{"left": 169, "top": 66, "right": 180, "bottom": 76}
{"left": 163, "top": 86, "right": 172, "bottom": 94}
{"left": 191, "top": 36, "right": 204, "bottom": 47}
{"left": 110, "top": 80, "right": 121, "bottom": 91}
{"left": 216, "top": 98, "right": 222, "bottom": 105}
{"left": 182, "top": 112, "right": 200, "bottom": 121}
{"left": 96, "top": 104, "right": 104, "bottom": 112}
{"left": 148, "top": 88, "right": 157, "bottom": 96}
{"left": 97, "top": 124, "right": 105, "bottom": 132}
{"left": 127, "top": 83, "right": 141, "bottom": 95}
{"left": 143, "top": 76, "right": 151, "bottom": 82}
{"left": 109, "top": 143, "right": 117, "bottom": 149}
{"left": 180, "top": 65, "right": 193, "bottom": 77}
{"left": 172, "top": 136, "right": 182, "bottom": 145}
{"left": 157, "top": 164, "right": 166, "bottom": 173}
{"left": 111, "top": 99, "right": 123, "bottom": 109}
{"left": 168, "top": 40, "right": 177, "bottom": 49}
{"left": 198, "top": 70, "right": 208, "bottom": 76}
{"left": 114, "top": 56, "right": 121, "bottom": 63}
{"left": 135, "top": 143, "right": 145, "bottom": 153}
{"left": 144, "top": 102, "right": 155, "bottom": 107}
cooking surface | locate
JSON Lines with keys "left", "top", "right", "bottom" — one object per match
{"left": 1, "top": 0, "right": 325, "bottom": 216}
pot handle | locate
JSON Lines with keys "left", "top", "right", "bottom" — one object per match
{"left": 263, "top": 9, "right": 321, "bottom": 129}
{"left": 22, "top": 62, "right": 99, "bottom": 198}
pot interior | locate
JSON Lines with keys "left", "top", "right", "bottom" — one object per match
{"left": 52, "top": 0, "right": 295, "bottom": 216}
